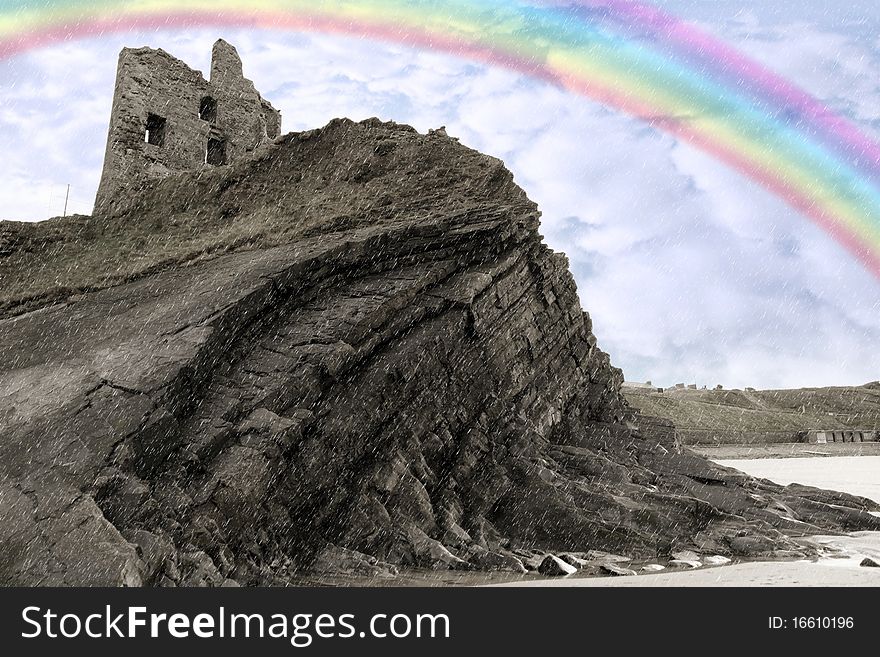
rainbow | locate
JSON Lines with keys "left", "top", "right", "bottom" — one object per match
{"left": 2, "top": 0, "right": 880, "bottom": 277}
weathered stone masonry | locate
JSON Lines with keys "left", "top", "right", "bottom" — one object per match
{"left": 94, "top": 39, "right": 280, "bottom": 216}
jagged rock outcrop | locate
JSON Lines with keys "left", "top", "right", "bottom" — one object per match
{"left": 2, "top": 118, "right": 879, "bottom": 586}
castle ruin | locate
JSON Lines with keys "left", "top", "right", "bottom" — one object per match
{"left": 94, "top": 39, "right": 281, "bottom": 215}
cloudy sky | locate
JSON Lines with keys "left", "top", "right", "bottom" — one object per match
{"left": 1, "top": 1, "right": 879, "bottom": 389}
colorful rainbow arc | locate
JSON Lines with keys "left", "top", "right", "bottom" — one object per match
{"left": 2, "top": 0, "right": 880, "bottom": 278}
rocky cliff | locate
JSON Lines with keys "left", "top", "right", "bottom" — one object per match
{"left": 2, "top": 118, "right": 879, "bottom": 586}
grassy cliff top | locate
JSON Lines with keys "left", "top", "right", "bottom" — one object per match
{"left": 0, "top": 118, "right": 526, "bottom": 320}
{"left": 624, "top": 383, "right": 880, "bottom": 432}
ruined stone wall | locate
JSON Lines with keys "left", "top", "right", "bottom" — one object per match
{"left": 209, "top": 40, "right": 281, "bottom": 163}
{"left": 94, "top": 40, "right": 280, "bottom": 217}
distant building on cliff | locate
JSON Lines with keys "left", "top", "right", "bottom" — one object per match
{"left": 621, "top": 380, "right": 663, "bottom": 392}
{"left": 803, "top": 429, "right": 878, "bottom": 444}
{"left": 94, "top": 39, "right": 281, "bottom": 216}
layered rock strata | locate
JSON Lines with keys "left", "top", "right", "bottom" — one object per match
{"left": 2, "top": 119, "right": 878, "bottom": 586}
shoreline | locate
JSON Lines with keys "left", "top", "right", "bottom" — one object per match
{"left": 290, "top": 533, "right": 880, "bottom": 587}
{"left": 490, "top": 532, "right": 880, "bottom": 587}
{"left": 489, "top": 560, "right": 880, "bottom": 587}
{"left": 491, "top": 446, "right": 880, "bottom": 588}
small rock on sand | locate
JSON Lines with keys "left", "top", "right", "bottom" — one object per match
{"left": 703, "top": 555, "right": 732, "bottom": 566}
{"left": 539, "top": 555, "right": 577, "bottom": 576}
{"left": 587, "top": 550, "right": 631, "bottom": 563}
{"left": 671, "top": 550, "right": 700, "bottom": 561}
{"left": 601, "top": 564, "right": 637, "bottom": 576}
{"left": 860, "top": 557, "right": 880, "bottom": 567}
{"left": 560, "top": 554, "right": 589, "bottom": 568}
{"left": 641, "top": 564, "right": 665, "bottom": 572}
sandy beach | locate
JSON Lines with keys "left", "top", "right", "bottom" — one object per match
{"left": 713, "top": 455, "right": 880, "bottom": 504}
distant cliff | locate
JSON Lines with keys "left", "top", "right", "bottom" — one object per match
{"left": 624, "top": 383, "right": 880, "bottom": 445}
{"left": 2, "top": 118, "right": 878, "bottom": 586}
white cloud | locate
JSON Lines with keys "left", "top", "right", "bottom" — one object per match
{"left": 1, "top": 11, "right": 879, "bottom": 389}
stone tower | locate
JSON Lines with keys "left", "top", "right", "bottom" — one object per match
{"left": 94, "top": 39, "right": 281, "bottom": 216}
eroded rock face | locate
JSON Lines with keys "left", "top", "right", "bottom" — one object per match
{"left": 2, "top": 118, "right": 879, "bottom": 586}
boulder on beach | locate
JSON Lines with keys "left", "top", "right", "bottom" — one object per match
{"left": 641, "top": 564, "right": 666, "bottom": 572}
{"left": 600, "top": 564, "right": 637, "bottom": 576}
{"left": 587, "top": 551, "right": 631, "bottom": 563}
{"left": 703, "top": 555, "right": 732, "bottom": 566}
{"left": 671, "top": 549, "right": 701, "bottom": 561}
{"left": 560, "top": 554, "right": 589, "bottom": 568}
{"left": 539, "top": 555, "right": 578, "bottom": 576}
